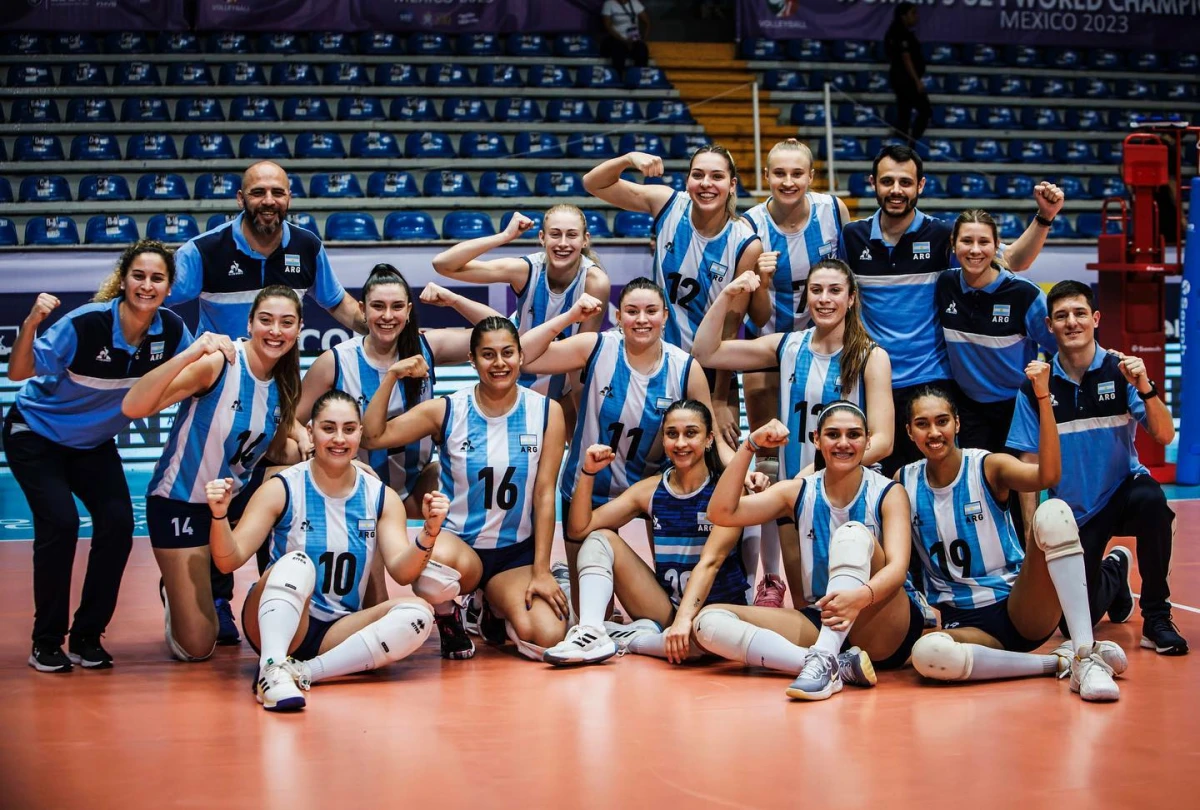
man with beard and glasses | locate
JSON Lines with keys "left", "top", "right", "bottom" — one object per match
{"left": 842, "top": 145, "right": 1063, "bottom": 476}
{"left": 166, "top": 160, "right": 367, "bottom": 645}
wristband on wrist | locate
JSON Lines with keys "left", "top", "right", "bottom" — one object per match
{"left": 865, "top": 582, "right": 875, "bottom": 606}
{"left": 744, "top": 436, "right": 761, "bottom": 453}
{"left": 1034, "top": 212, "right": 1055, "bottom": 227}
{"left": 1137, "top": 380, "right": 1159, "bottom": 401}
{"left": 581, "top": 468, "right": 597, "bottom": 476}
{"left": 212, "top": 512, "right": 228, "bottom": 521}
{"left": 414, "top": 531, "right": 435, "bottom": 552}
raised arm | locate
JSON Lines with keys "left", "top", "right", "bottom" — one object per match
{"left": 378, "top": 489, "right": 449, "bottom": 586}
{"left": 582, "top": 152, "right": 676, "bottom": 215}
{"left": 8, "top": 293, "right": 62, "bottom": 382}
{"left": 361, "top": 368, "right": 445, "bottom": 450}
{"left": 983, "top": 360, "right": 1061, "bottom": 495}
{"left": 565, "top": 444, "right": 655, "bottom": 539}
{"left": 205, "top": 475, "right": 288, "bottom": 573}
{"left": 328, "top": 291, "right": 368, "bottom": 335}
{"left": 734, "top": 239, "right": 768, "bottom": 329}
{"left": 861, "top": 346, "right": 895, "bottom": 467}
{"left": 520, "top": 294, "right": 604, "bottom": 374}
{"left": 122, "top": 333, "right": 235, "bottom": 418}
{"left": 418, "top": 282, "right": 505, "bottom": 364}
{"left": 691, "top": 272, "right": 780, "bottom": 370}
{"left": 296, "top": 349, "right": 336, "bottom": 430}
{"left": 706, "top": 419, "right": 799, "bottom": 528}
{"left": 580, "top": 265, "right": 612, "bottom": 335}
{"left": 1117, "top": 350, "right": 1175, "bottom": 446}
{"left": 431, "top": 212, "right": 535, "bottom": 289}
{"left": 1005, "top": 181, "right": 1065, "bottom": 272}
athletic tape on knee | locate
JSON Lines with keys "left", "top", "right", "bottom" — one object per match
{"left": 755, "top": 458, "right": 779, "bottom": 483}
{"left": 692, "top": 608, "right": 756, "bottom": 664}
{"left": 364, "top": 602, "right": 435, "bottom": 669}
{"left": 505, "top": 620, "right": 548, "bottom": 662}
{"left": 261, "top": 550, "right": 316, "bottom": 614}
{"left": 911, "top": 632, "right": 974, "bottom": 681}
{"left": 413, "top": 560, "right": 461, "bottom": 606}
{"left": 577, "top": 532, "right": 615, "bottom": 583}
{"left": 1033, "top": 498, "right": 1083, "bottom": 561}
{"left": 828, "top": 521, "right": 874, "bottom": 586}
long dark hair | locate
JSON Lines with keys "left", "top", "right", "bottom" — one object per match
{"left": 663, "top": 398, "right": 724, "bottom": 477}
{"left": 618, "top": 276, "right": 667, "bottom": 308}
{"left": 801, "top": 258, "right": 874, "bottom": 397}
{"left": 904, "top": 384, "right": 958, "bottom": 424}
{"left": 94, "top": 239, "right": 175, "bottom": 302}
{"left": 362, "top": 263, "right": 423, "bottom": 406}
{"left": 469, "top": 316, "right": 522, "bottom": 358}
{"left": 251, "top": 285, "right": 302, "bottom": 459}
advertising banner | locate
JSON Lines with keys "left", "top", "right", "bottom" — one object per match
{"left": 0, "top": 0, "right": 188, "bottom": 32}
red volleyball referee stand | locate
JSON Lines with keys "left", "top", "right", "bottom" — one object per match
{"left": 1086, "top": 125, "right": 1196, "bottom": 482}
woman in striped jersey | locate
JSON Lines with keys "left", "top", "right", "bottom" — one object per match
{"left": 543, "top": 400, "right": 762, "bottom": 666}
{"left": 298, "top": 265, "right": 501, "bottom": 517}
{"left": 693, "top": 403, "right": 922, "bottom": 701}
{"left": 693, "top": 259, "right": 893, "bottom": 608}
{"left": 203, "top": 390, "right": 438, "bottom": 712}
{"left": 123, "top": 285, "right": 303, "bottom": 663}
{"left": 432, "top": 205, "right": 611, "bottom": 435}
{"left": 901, "top": 380, "right": 1126, "bottom": 701}
{"left": 362, "top": 317, "right": 568, "bottom": 663}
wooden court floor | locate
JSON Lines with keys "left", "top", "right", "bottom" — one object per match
{"left": 1, "top": 505, "right": 1198, "bottom": 810}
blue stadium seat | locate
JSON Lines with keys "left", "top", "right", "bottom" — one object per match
{"left": 460, "top": 132, "right": 510, "bottom": 158}
{"left": 19, "top": 175, "right": 71, "bottom": 203}
{"left": 528, "top": 64, "right": 572, "bottom": 88}
{"left": 494, "top": 97, "right": 542, "bottom": 122}
{"left": 359, "top": 32, "right": 403, "bottom": 55}
{"left": 583, "top": 210, "right": 612, "bottom": 238}
{"left": 0, "top": 178, "right": 10, "bottom": 202}
{"left": 165, "top": 61, "right": 212, "bottom": 86}
{"left": 390, "top": 98, "right": 438, "bottom": 125}
{"left": 1046, "top": 47, "right": 1084, "bottom": 69}
{"left": 480, "top": 171, "right": 532, "bottom": 198}
{"left": 566, "top": 133, "right": 616, "bottom": 160}
{"left": 0, "top": 218, "right": 14, "bottom": 246}
{"left": 670, "top": 134, "right": 711, "bottom": 159}
{"left": 272, "top": 63, "right": 318, "bottom": 86}
{"left": 52, "top": 33, "right": 98, "bottom": 54}
{"left": 1165, "top": 80, "right": 1195, "bottom": 101}
{"left": 367, "top": 172, "right": 420, "bottom": 198}
{"left": 443, "top": 211, "right": 496, "bottom": 239}
{"left": 1010, "top": 139, "right": 1051, "bottom": 163}
{"left": 762, "top": 69, "right": 807, "bottom": 91}
{"left": 1074, "top": 77, "right": 1113, "bottom": 99}
{"left": 85, "top": 214, "right": 138, "bottom": 245}
{"left": 1, "top": 33, "right": 46, "bottom": 55}
{"left": 289, "top": 175, "right": 307, "bottom": 198}
{"left": 1054, "top": 140, "right": 1097, "bottom": 164}
{"left": 500, "top": 211, "right": 543, "bottom": 237}
{"left": 61, "top": 61, "right": 107, "bottom": 86}
{"left": 1038, "top": 215, "right": 1075, "bottom": 238}
{"left": 513, "top": 132, "right": 563, "bottom": 159}
{"left": 932, "top": 105, "right": 973, "bottom": 129}
{"left": 1032, "top": 76, "right": 1070, "bottom": 98}
{"left": 258, "top": 33, "right": 301, "bottom": 55}
{"left": 296, "top": 133, "right": 346, "bottom": 159}
{"left": 404, "top": 131, "right": 454, "bottom": 159}
{"left": 790, "top": 104, "right": 825, "bottom": 126}
{"left": 79, "top": 174, "right": 132, "bottom": 202}
{"left": 535, "top": 171, "right": 585, "bottom": 197}
{"left": 857, "top": 71, "right": 890, "bottom": 93}
{"left": 67, "top": 98, "right": 115, "bottom": 123}
{"left": 832, "top": 136, "right": 867, "bottom": 161}
{"left": 1097, "top": 141, "right": 1123, "bottom": 165}
{"left": 278, "top": 96, "right": 329, "bottom": 122}
{"left": 337, "top": 96, "right": 386, "bottom": 121}
{"left": 556, "top": 34, "right": 598, "bottom": 57}
{"left": 121, "top": 97, "right": 169, "bottom": 122}
{"left": 1074, "top": 213, "right": 1121, "bottom": 238}
{"left": 158, "top": 32, "right": 198, "bottom": 53}
{"left": 965, "top": 44, "right": 999, "bottom": 66}
{"left": 194, "top": 173, "right": 240, "bottom": 200}
{"left": 1168, "top": 51, "right": 1199, "bottom": 70}
{"left": 1088, "top": 49, "right": 1124, "bottom": 70}
{"left": 477, "top": 63, "right": 521, "bottom": 88}
{"left": 115, "top": 61, "right": 160, "bottom": 86}
{"left": 147, "top": 213, "right": 200, "bottom": 242}
{"left": 978, "top": 106, "right": 1017, "bottom": 128}
{"left": 624, "top": 67, "right": 669, "bottom": 89}
{"left": 207, "top": 32, "right": 250, "bottom": 54}
{"left": 239, "top": 133, "right": 290, "bottom": 160}
{"left": 325, "top": 212, "right": 380, "bottom": 242}
{"left": 848, "top": 173, "right": 872, "bottom": 198}
{"left": 1131, "top": 51, "right": 1162, "bottom": 71}
{"left": 7, "top": 63, "right": 53, "bottom": 86}
{"left": 837, "top": 103, "right": 878, "bottom": 127}
{"left": 313, "top": 32, "right": 351, "bottom": 54}
{"left": 425, "top": 63, "right": 471, "bottom": 87}
{"left": 311, "top": 173, "right": 364, "bottom": 198}
{"left": 182, "top": 132, "right": 235, "bottom": 159}
{"left": 547, "top": 99, "right": 594, "bottom": 123}
{"left": 13, "top": 98, "right": 60, "bottom": 123}
{"left": 1003, "top": 44, "right": 1041, "bottom": 67}
{"left": 597, "top": 99, "right": 643, "bottom": 123}
{"left": 618, "top": 133, "right": 667, "bottom": 158}
{"left": 442, "top": 97, "right": 490, "bottom": 123}
{"left": 1019, "top": 107, "right": 1063, "bottom": 130}
{"left": 230, "top": 96, "right": 280, "bottom": 122}
{"left": 458, "top": 33, "right": 501, "bottom": 57}
{"left": 646, "top": 173, "right": 687, "bottom": 192}
{"left": 206, "top": 213, "right": 238, "bottom": 231}
{"left": 1065, "top": 109, "right": 1106, "bottom": 131}
{"left": 324, "top": 62, "right": 368, "bottom": 86}
{"left": 921, "top": 138, "right": 960, "bottom": 162}
{"left": 176, "top": 96, "right": 225, "bottom": 122}
{"left": 409, "top": 33, "right": 454, "bottom": 56}
{"left": 947, "top": 173, "right": 994, "bottom": 198}
{"left": 350, "top": 131, "right": 400, "bottom": 158}
{"left": 508, "top": 34, "right": 550, "bottom": 57}
{"left": 920, "top": 174, "right": 946, "bottom": 198}
{"left": 741, "top": 38, "right": 783, "bottom": 59}
{"left": 995, "top": 173, "right": 1035, "bottom": 199}
{"left": 828, "top": 72, "right": 857, "bottom": 94}
{"left": 947, "top": 74, "right": 987, "bottom": 95}
{"left": 923, "top": 43, "right": 958, "bottom": 65}
{"left": 135, "top": 173, "right": 189, "bottom": 201}
{"left": 15, "top": 135, "right": 65, "bottom": 161}
{"left": 1109, "top": 109, "right": 1138, "bottom": 130}
{"left": 834, "top": 40, "right": 875, "bottom": 61}
{"left": 423, "top": 170, "right": 476, "bottom": 197}
{"left": 648, "top": 100, "right": 692, "bottom": 124}
{"left": 219, "top": 62, "right": 266, "bottom": 86}
{"left": 384, "top": 211, "right": 439, "bottom": 240}
{"left": 995, "top": 213, "right": 1023, "bottom": 240}
{"left": 614, "top": 211, "right": 653, "bottom": 238}
{"left": 1117, "top": 79, "right": 1155, "bottom": 100}
{"left": 1053, "top": 175, "right": 1087, "bottom": 200}
{"left": 989, "top": 75, "right": 1030, "bottom": 97}
{"left": 26, "top": 216, "right": 80, "bottom": 246}
{"left": 375, "top": 63, "right": 419, "bottom": 87}
{"left": 577, "top": 64, "right": 621, "bottom": 89}
{"left": 787, "top": 39, "right": 826, "bottom": 60}
{"left": 963, "top": 138, "right": 1008, "bottom": 162}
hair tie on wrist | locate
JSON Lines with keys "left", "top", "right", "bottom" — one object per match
{"left": 581, "top": 469, "right": 597, "bottom": 477}
{"left": 212, "top": 512, "right": 228, "bottom": 521}
{"left": 865, "top": 583, "right": 875, "bottom": 606}
{"left": 745, "top": 436, "right": 761, "bottom": 453}
{"left": 414, "top": 534, "right": 433, "bottom": 552}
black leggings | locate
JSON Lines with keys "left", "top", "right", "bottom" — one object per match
{"left": 891, "top": 73, "right": 932, "bottom": 145}
{"left": 4, "top": 405, "right": 134, "bottom": 647}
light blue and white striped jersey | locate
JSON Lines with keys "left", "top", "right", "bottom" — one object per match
{"left": 331, "top": 334, "right": 435, "bottom": 500}
{"left": 561, "top": 331, "right": 692, "bottom": 503}
{"left": 513, "top": 251, "right": 598, "bottom": 399}
{"left": 743, "top": 193, "right": 843, "bottom": 336}
{"left": 901, "top": 449, "right": 1023, "bottom": 609}
{"left": 652, "top": 192, "right": 760, "bottom": 350}
{"left": 269, "top": 460, "right": 386, "bottom": 622}
{"left": 793, "top": 468, "right": 894, "bottom": 604}
{"left": 776, "top": 328, "right": 865, "bottom": 479}
{"left": 438, "top": 385, "right": 549, "bottom": 550}
{"left": 149, "top": 339, "right": 282, "bottom": 503}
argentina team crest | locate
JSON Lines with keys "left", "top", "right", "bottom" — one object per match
{"left": 912, "top": 241, "right": 931, "bottom": 260}
{"left": 519, "top": 433, "right": 539, "bottom": 453}
{"left": 357, "top": 519, "right": 376, "bottom": 539}
{"left": 697, "top": 512, "right": 713, "bottom": 532}
{"left": 706, "top": 261, "right": 728, "bottom": 280}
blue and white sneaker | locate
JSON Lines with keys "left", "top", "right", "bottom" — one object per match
{"left": 604, "top": 618, "right": 662, "bottom": 654}
{"left": 837, "top": 646, "right": 877, "bottom": 688}
{"left": 256, "top": 658, "right": 308, "bottom": 711}
{"left": 785, "top": 649, "right": 842, "bottom": 701}
{"left": 543, "top": 625, "right": 617, "bottom": 666}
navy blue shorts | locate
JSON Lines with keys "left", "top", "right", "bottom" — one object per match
{"left": 147, "top": 467, "right": 267, "bottom": 550}
{"left": 474, "top": 541, "right": 535, "bottom": 590}
{"left": 939, "top": 598, "right": 1053, "bottom": 654}
{"left": 242, "top": 583, "right": 337, "bottom": 662}
{"left": 800, "top": 594, "right": 924, "bottom": 671}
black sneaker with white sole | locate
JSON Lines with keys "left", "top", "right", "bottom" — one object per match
{"left": 479, "top": 596, "right": 508, "bottom": 646}
{"left": 1141, "top": 613, "right": 1189, "bottom": 656}
{"left": 67, "top": 635, "right": 113, "bottom": 669}
{"left": 1105, "top": 546, "right": 1135, "bottom": 624}
{"left": 29, "top": 644, "right": 73, "bottom": 673}
{"left": 434, "top": 606, "right": 476, "bottom": 660}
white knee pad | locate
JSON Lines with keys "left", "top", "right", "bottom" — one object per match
{"left": 828, "top": 521, "right": 874, "bottom": 586}
{"left": 261, "top": 551, "right": 316, "bottom": 614}
{"left": 1033, "top": 498, "right": 1083, "bottom": 561}
{"left": 755, "top": 457, "right": 779, "bottom": 483}
{"left": 577, "top": 532, "right": 615, "bottom": 582}
{"left": 692, "top": 608, "right": 756, "bottom": 664}
{"left": 363, "top": 602, "right": 435, "bottom": 670}
{"left": 911, "top": 632, "right": 974, "bottom": 681}
{"left": 505, "top": 620, "right": 548, "bottom": 662}
{"left": 413, "top": 560, "right": 462, "bottom": 606}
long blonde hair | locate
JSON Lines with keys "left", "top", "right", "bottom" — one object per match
{"left": 93, "top": 240, "right": 175, "bottom": 302}
{"left": 689, "top": 144, "right": 740, "bottom": 220}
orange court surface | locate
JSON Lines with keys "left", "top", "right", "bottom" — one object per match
{"left": 1, "top": 503, "right": 1198, "bottom": 810}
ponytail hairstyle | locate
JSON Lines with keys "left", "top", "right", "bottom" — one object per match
{"left": 542, "top": 203, "right": 600, "bottom": 265}
{"left": 250, "top": 285, "right": 303, "bottom": 459}
{"left": 361, "top": 263, "right": 423, "bottom": 407}
{"left": 469, "top": 315, "right": 522, "bottom": 359}
{"left": 689, "top": 144, "right": 740, "bottom": 221}
{"left": 766, "top": 138, "right": 815, "bottom": 174}
{"left": 950, "top": 209, "right": 1009, "bottom": 270}
{"left": 617, "top": 276, "right": 667, "bottom": 308}
{"left": 94, "top": 239, "right": 175, "bottom": 302}
{"left": 904, "top": 384, "right": 959, "bottom": 424}
{"left": 802, "top": 259, "right": 873, "bottom": 397}
{"left": 310, "top": 388, "right": 361, "bottom": 424}
{"left": 663, "top": 398, "right": 724, "bottom": 477}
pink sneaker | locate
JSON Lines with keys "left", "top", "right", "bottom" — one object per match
{"left": 754, "top": 574, "right": 787, "bottom": 608}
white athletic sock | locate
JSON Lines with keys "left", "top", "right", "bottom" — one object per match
{"left": 760, "top": 520, "right": 782, "bottom": 577}
{"left": 745, "top": 627, "right": 809, "bottom": 672}
{"left": 627, "top": 631, "right": 668, "bottom": 658}
{"left": 257, "top": 554, "right": 313, "bottom": 671}
{"left": 304, "top": 634, "right": 373, "bottom": 683}
{"left": 1046, "top": 555, "right": 1094, "bottom": 654}
{"left": 811, "top": 574, "right": 860, "bottom": 656}
{"left": 694, "top": 608, "right": 808, "bottom": 672}
{"left": 741, "top": 524, "right": 761, "bottom": 593}
{"left": 965, "top": 644, "right": 1059, "bottom": 680}
{"left": 305, "top": 604, "right": 432, "bottom": 683}
{"left": 578, "top": 570, "right": 614, "bottom": 629}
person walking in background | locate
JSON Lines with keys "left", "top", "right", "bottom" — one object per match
{"left": 884, "top": 2, "right": 931, "bottom": 146}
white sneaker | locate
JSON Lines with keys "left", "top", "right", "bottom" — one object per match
{"left": 786, "top": 649, "right": 843, "bottom": 701}
{"left": 542, "top": 624, "right": 618, "bottom": 666}
{"left": 604, "top": 618, "right": 662, "bottom": 654}
{"left": 1053, "top": 640, "right": 1128, "bottom": 679}
{"left": 1069, "top": 646, "right": 1120, "bottom": 702}
{"left": 256, "top": 658, "right": 309, "bottom": 711}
